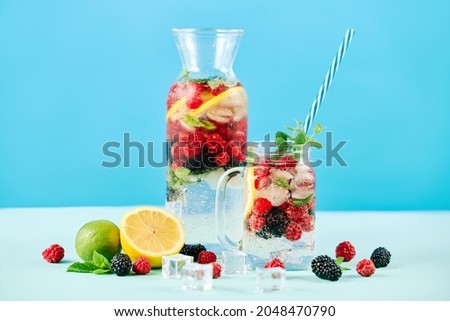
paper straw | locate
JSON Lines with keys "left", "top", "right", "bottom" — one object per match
{"left": 303, "top": 28, "right": 355, "bottom": 133}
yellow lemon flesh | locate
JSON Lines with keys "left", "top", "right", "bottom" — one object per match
{"left": 190, "top": 86, "right": 246, "bottom": 118}
{"left": 120, "top": 206, "right": 185, "bottom": 268}
{"left": 243, "top": 166, "right": 255, "bottom": 218}
{"left": 166, "top": 86, "right": 246, "bottom": 122}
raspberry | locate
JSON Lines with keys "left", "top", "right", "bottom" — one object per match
{"left": 276, "top": 156, "right": 297, "bottom": 169}
{"left": 231, "top": 130, "right": 246, "bottom": 143}
{"left": 179, "top": 243, "right": 206, "bottom": 262}
{"left": 335, "top": 241, "right": 356, "bottom": 262}
{"left": 111, "top": 253, "right": 132, "bottom": 276}
{"left": 264, "top": 258, "right": 285, "bottom": 269}
{"left": 284, "top": 222, "right": 302, "bottom": 241}
{"left": 227, "top": 142, "right": 246, "bottom": 163}
{"left": 285, "top": 204, "right": 308, "bottom": 222}
{"left": 198, "top": 250, "right": 217, "bottom": 264}
{"left": 307, "top": 196, "right": 316, "bottom": 211}
{"left": 211, "top": 83, "right": 225, "bottom": 96}
{"left": 311, "top": 255, "right": 342, "bottom": 281}
{"left": 299, "top": 213, "right": 314, "bottom": 232}
{"left": 42, "top": 244, "right": 65, "bottom": 263}
{"left": 212, "top": 262, "right": 222, "bottom": 278}
{"left": 356, "top": 259, "right": 376, "bottom": 277}
{"left": 205, "top": 134, "right": 226, "bottom": 155}
{"left": 132, "top": 256, "right": 151, "bottom": 275}
{"left": 248, "top": 215, "right": 266, "bottom": 231}
{"left": 214, "top": 151, "right": 230, "bottom": 167}
{"left": 252, "top": 198, "right": 272, "bottom": 216}
{"left": 370, "top": 247, "right": 391, "bottom": 268}
{"left": 166, "top": 83, "right": 180, "bottom": 109}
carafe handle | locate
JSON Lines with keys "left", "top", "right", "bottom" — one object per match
{"left": 215, "top": 167, "right": 245, "bottom": 251}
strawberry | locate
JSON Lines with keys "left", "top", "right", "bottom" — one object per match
{"left": 255, "top": 175, "right": 271, "bottom": 190}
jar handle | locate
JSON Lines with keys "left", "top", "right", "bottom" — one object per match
{"left": 215, "top": 167, "right": 245, "bottom": 251}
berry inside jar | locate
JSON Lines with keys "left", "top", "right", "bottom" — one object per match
{"left": 166, "top": 76, "right": 248, "bottom": 195}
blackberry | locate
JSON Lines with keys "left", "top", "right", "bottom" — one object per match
{"left": 311, "top": 255, "right": 342, "bottom": 281}
{"left": 110, "top": 253, "right": 132, "bottom": 276}
{"left": 370, "top": 247, "right": 391, "bottom": 268}
{"left": 184, "top": 152, "right": 216, "bottom": 174}
{"left": 179, "top": 243, "right": 206, "bottom": 262}
{"left": 260, "top": 208, "right": 287, "bottom": 238}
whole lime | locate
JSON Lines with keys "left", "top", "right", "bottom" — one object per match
{"left": 75, "top": 219, "right": 121, "bottom": 261}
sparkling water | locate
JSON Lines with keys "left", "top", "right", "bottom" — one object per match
{"left": 166, "top": 170, "right": 244, "bottom": 252}
{"left": 242, "top": 230, "right": 314, "bottom": 270}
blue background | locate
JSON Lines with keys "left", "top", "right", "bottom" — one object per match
{"left": 1, "top": 0, "right": 449, "bottom": 210}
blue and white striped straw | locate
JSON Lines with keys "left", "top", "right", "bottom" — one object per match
{"left": 303, "top": 28, "right": 355, "bottom": 133}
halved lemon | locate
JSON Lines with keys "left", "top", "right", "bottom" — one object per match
{"left": 243, "top": 166, "right": 255, "bottom": 218}
{"left": 190, "top": 86, "right": 246, "bottom": 118}
{"left": 120, "top": 206, "right": 185, "bottom": 268}
{"left": 166, "top": 98, "right": 187, "bottom": 121}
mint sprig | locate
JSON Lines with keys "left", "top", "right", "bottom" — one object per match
{"left": 183, "top": 114, "right": 217, "bottom": 130}
{"left": 335, "top": 256, "right": 351, "bottom": 271}
{"left": 67, "top": 251, "right": 112, "bottom": 274}
{"left": 292, "top": 193, "right": 314, "bottom": 207}
{"left": 274, "top": 178, "right": 294, "bottom": 190}
{"left": 275, "top": 121, "right": 323, "bottom": 155}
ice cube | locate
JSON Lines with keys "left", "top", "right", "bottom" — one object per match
{"left": 162, "top": 254, "right": 194, "bottom": 279}
{"left": 270, "top": 168, "right": 294, "bottom": 181}
{"left": 221, "top": 251, "right": 248, "bottom": 274}
{"left": 256, "top": 267, "right": 286, "bottom": 292}
{"left": 255, "top": 185, "right": 289, "bottom": 206}
{"left": 182, "top": 263, "right": 213, "bottom": 291}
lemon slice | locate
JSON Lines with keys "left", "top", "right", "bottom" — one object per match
{"left": 120, "top": 206, "right": 186, "bottom": 268}
{"left": 190, "top": 86, "right": 246, "bottom": 118}
{"left": 166, "top": 98, "right": 187, "bottom": 121}
{"left": 243, "top": 166, "right": 255, "bottom": 218}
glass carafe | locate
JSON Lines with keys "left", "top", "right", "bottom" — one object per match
{"left": 165, "top": 28, "right": 248, "bottom": 251}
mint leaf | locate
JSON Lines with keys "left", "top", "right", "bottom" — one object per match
{"left": 314, "top": 123, "right": 323, "bottom": 134}
{"left": 92, "top": 251, "right": 111, "bottom": 271}
{"left": 183, "top": 114, "right": 217, "bottom": 130}
{"left": 274, "top": 178, "right": 293, "bottom": 190}
{"left": 179, "top": 69, "right": 189, "bottom": 81}
{"left": 207, "top": 77, "right": 226, "bottom": 89}
{"left": 340, "top": 266, "right": 351, "bottom": 271}
{"left": 201, "top": 119, "right": 217, "bottom": 130}
{"left": 335, "top": 256, "right": 344, "bottom": 266}
{"left": 292, "top": 193, "right": 314, "bottom": 207}
{"left": 93, "top": 269, "right": 111, "bottom": 275}
{"left": 294, "top": 132, "right": 306, "bottom": 144}
{"left": 67, "top": 262, "right": 98, "bottom": 273}
{"left": 174, "top": 167, "right": 191, "bottom": 180}
{"left": 306, "top": 140, "right": 323, "bottom": 149}
{"left": 275, "top": 131, "right": 289, "bottom": 141}
{"left": 183, "top": 114, "right": 203, "bottom": 127}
